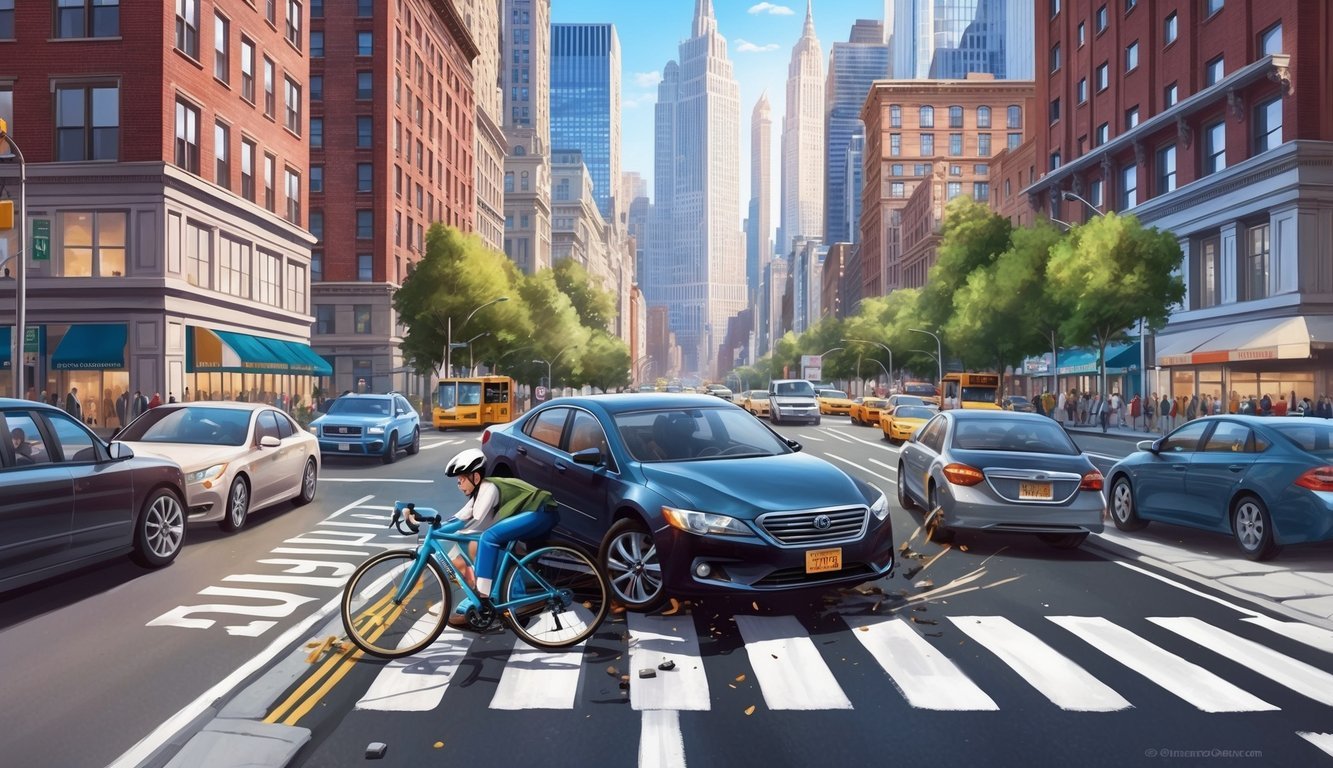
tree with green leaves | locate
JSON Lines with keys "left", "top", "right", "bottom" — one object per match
{"left": 553, "top": 258, "right": 618, "bottom": 330}
{"left": 1045, "top": 212, "right": 1185, "bottom": 395}
{"left": 515, "top": 269, "right": 590, "bottom": 388}
{"left": 918, "top": 197, "right": 1014, "bottom": 340}
{"left": 577, "top": 330, "right": 632, "bottom": 392}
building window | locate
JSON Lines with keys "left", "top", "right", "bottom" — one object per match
{"left": 354, "top": 306, "right": 372, "bottom": 332}
{"left": 357, "top": 254, "right": 372, "bottom": 281}
{"left": 1259, "top": 23, "right": 1282, "bottom": 56}
{"left": 889, "top": 134, "right": 901, "bottom": 156}
{"left": 1125, "top": 41, "right": 1138, "bottom": 71}
{"left": 919, "top": 106, "right": 934, "bottom": 128}
{"left": 1254, "top": 97, "right": 1282, "bottom": 154}
{"left": 1120, "top": 164, "right": 1137, "bottom": 209}
{"left": 54, "top": 84, "right": 118, "bottom": 161}
{"left": 1125, "top": 106, "right": 1139, "bottom": 129}
{"left": 0, "top": 0, "right": 13, "bottom": 39}
{"left": 1246, "top": 223, "right": 1269, "bottom": 301}
{"left": 1050, "top": 0, "right": 1060, "bottom": 17}
{"left": 976, "top": 106, "right": 991, "bottom": 128}
{"left": 175, "top": 0, "right": 199, "bottom": 58}
{"left": 310, "top": 0, "right": 322, "bottom": 17}
{"left": 1196, "top": 236, "right": 1219, "bottom": 309}
{"left": 357, "top": 163, "right": 372, "bottom": 192}
{"left": 1049, "top": 44, "right": 1061, "bottom": 73}
{"left": 285, "top": 167, "right": 300, "bottom": 222}
{"left": 1076, "top": 78, "right": 1088, "bottom": 104}
{"left": 1164, "top": 82, "right": 1178, "bottom": 107}
{"left": 948, "top": 105, "right": 963, "bottom": 128}
{"left": 213, "top": 13, "right": 230, "bottom": 83}
{"left": 357, "top": 30, "right": 372, "bottom": 56}
{"left": 919, "top": 134, "right": 934, "bottom": 155}
{"left": 357, "top": 116, "right": 372, "bottom": 147}
{"left": 285, "top": 0, "right": 301, "bottom": 49}
{"left": 890, "top": 182, "right": 905, "bottom": 198}
{"left": 311, "top": 75, "right": 323, "bottom": 101}
{"left": 946, "top": 182, "right": 962, "bottom": 200}
{"left": 1006, "top": 105, "right": 1022, "bottom": 129}
{"left": 1164, "top": 12, "right": 1177, "bottom": 45}
{"left": 1077, "top": 21, "right": 1085, "bottom": 47}
{"left": 1089, "top": 178, "right": 1104, "bottom": 209}
{"left": 356, "top": 0, "right": 372, "bottom": 16}
{"left": 1205, "top": 56, "right": 1224, "bottom": 86}
{"left": 1096, "top": 63, "right": 1108, "bottom": 91}
{"left": 314, "top": 304, "right": 333, "bottom": 334}
{"left": 889, "top": 104, "right": 901, "bottom": 128}
{"left": 265, "top": 0, "right": 275, "bottom": 25}
{"left": 1205, "top": 0, "right": 1223, "bottom": 17}
{"left": 310, "top": 117, "right": 322, "bottom": 149}
{"left": 311, "top": 251, "right": 322, "bottom": 282}
{"left": 219, "top": 235, "right": 251, "bottom": 298}
{"left": 60, "top": 211, "right": 126, "bottom": 277}
{"left": 263, "top": 153, "right": 275, "bottom": 211}
{"left": 174, "top": 98, "right": 200, "bottom": 173}
{"left": 283, "top": 77, "right": 301, "bottom": 134}
{"left": 240, "top": 38, "right": 255, "bottom": 102}
{"left": 1007, "top": 132, "right": 1021, "bottom": 150}
{"left": 950, "top": 164, "right": 963, "bottom": 176}
{"left": 356, "top": 210, "right": 373, "bottom": 239}
{"left": 263, "top": 57, "right": 275, "bottom": 117}
{"left": 1050, "top": 152, "right": 1061, "bottom": 170}
{"left": 891, "top": 164, "right": 904, "bottom": 176}
{"left": 214, "top": 121, "right": 229, "bottom": 187}
{"left": 1125, "top": 0, "right": 1136, "bottom": 10}
{"left": 1049, "top": 98, "right": 1060, "bottom": 124}
{"left": 357, "top": 71, "right": 373, "bottom": 99}
{"left": 1157, "top": 144, "right": 1176, "bottom": 194}
{"left": 1203, "top": 120, "right": 1226, "bottom": 174}
{"left": 310, "top": 30, "right": 323, "bottom": 56}
{"left": 949, "top": 133, "right": 963, "bottom": 156}
{"left": 972, "top": 182, "right": 990, "bottom": 202}
{"left": 310, "top": 165, "right": 322, "bottom": 193}
{"left": 1095, "top": 122, "right": 1108, "bottom": 146}
{"left": 241, "top": 139, "right": 255, "bottom": 200}
{"left": 977, "top": 133, "right": 991, "bottom": 156}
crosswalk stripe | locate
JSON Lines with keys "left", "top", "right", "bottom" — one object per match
{"left": 1297, "top": 732, "right": 1333, "bottom": 757}
{"left": 490, "top": 635, "right": 585, "bottom": 710}
{"left": 1150, "top": 617, "right": 1333, "bottom": 707}
{"left": 639, "top": 711, "right": 688, "bottom": 768}
{"left": 734, "top": 615, "right": 852, "bottom": 710}
{"left": 1243, "top": 616, "right": 1333, "bottom": 656}
{"left": 356, "top": 622, "right": 475, "bottom": 712}
{"left": 1050, "top": 616, "right": 1277, "bottom": 713}
{"left": 949, "top": 616, "right": 1131, "bottom": 711}
{"left": 846, "top": 615, "right": 998, "bottom": 711}
{"left": 627, "top": 614, "right": 710, "bottom": 711}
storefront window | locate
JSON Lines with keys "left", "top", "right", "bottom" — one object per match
{"left": 59, "top": 210, "right": 129, "bottom": 278}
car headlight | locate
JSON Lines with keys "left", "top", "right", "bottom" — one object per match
{"left": 367, "top": 425, "right": 386, "bottom": 435}
{"left": 870, "top": 490, "right": 889, "bottom": 521}
{"left": 662, "top": 506, "right": 751, "bottom": 537}
{"left": 187, "top": 463, "right": 227, "bottom": 484}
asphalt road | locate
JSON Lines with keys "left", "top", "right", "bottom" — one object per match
{"left": 5, "top": 420, "right": 1333, "bottom": 768}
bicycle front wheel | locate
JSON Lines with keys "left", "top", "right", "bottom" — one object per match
{"left": 501, "top": 545, "right": 609, "bottom": 650}
{"left": 341, "top": 550, "right": 452, "bottom": 659}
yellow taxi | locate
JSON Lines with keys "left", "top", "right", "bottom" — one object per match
{"left": 817, "top": 388, "right": 853, "bottom": 415}
{"left": 849, "top": 397, "right": 890, "bottom": 426}
{"left": 879, "top": 403, "right": 935, "bottom": 444}
{"left": 740, "top": 390, "right": 771, "bottom": 419}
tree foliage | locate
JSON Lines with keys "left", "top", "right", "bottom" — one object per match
{"left": 918, "top": 197, "right": 1014, "bottom": 338}
{"left": 554, "top": 258, "right": 618, "bottom": 330}
{"left": 578, "top": 330, "right": 631, "bottom": 392}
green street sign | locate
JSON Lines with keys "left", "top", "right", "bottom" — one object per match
{"left": 32, "top": 219, "right": 50, "bottom": 262}
{"left": 24, "top": 326, "right": 40, "bottom": 354}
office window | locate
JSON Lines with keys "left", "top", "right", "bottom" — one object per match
{"left": 311, "top": 0, "right": 322, "bottom": 17}
{"left": 310, "top": 30, "right": 323, "bottom": 57}
{"left": 311, "top": 251, "right": 323, "bottom": 282}
{"left": 310, "top": 117, "right": 322, "bottom": 149}
{"left": 357, "top": 255, "right": 372, "bottom": 281}
{"left": 213, "top": 13, "right": 229, "bottom": 82}
{"left": 972, "top": 182, "right": 990, "bottom": 202}
{"left": 1164, "top": 13, "right": 1177, "bottom": 45}
{"left": 310, "top": 75, "right": 323, "bottom": 101}
{"left": 60, "top": 211, "right": 126, "bottom": 277}
{"left": 1125, "top": 0, "right": 1136, "bottom": 10}
{"left": 1157, "top": 144, "right": 1176, "bottom": 193}
{"left": 263, "top": 153, "right": 275, "bottom": 211}
{"left": 285, "top": 167, "right": 300, "bottom": 223}
{"left": 1077, "top": 78, "right": 1087, "bottom": 104}
{"left": 356, "top": 0, "right": 372, "bottom": 15}
{"left": 309, "top": 164, "right": 322, "bottom": 193}
{"left": 1246, "top": 223, "right": 1270, "bottom": 301}
{"left": 976, "top": 106, "right": 991, "bottom": 128}
{"left": 1096, "top": 63, "right": 1108, "bottom": 91}
{"left": 1006, "top": 105, "right": 1022, "bottom": 128}
{"left": 948, "top": 105, "right": 963, "bottom": 128}
{"left": 949, "top": 133, "right": 962, "bottom": 156}
{"left": 889, "top": 104, "right": 901, "bottom": 128}
{"left": 240, "top": 139, "right": 255, "bottom": 200}
{"left": 354, "top": 306, "right": 372, "bottom": 333}
{"left": 357, "top": 163, "right": 372, "bottom": 192}
{"left": 1205, "top": 0, "right": 1223, "bottom": 16}
{"left": 1050, "top": 0, "right": 1060, "bottom": 16}
{"left": 1254, "top": 97, "right": 1282, "bottom": 153}
{"left": 357, "top": 71, "right": 373, "bottom": 99}
{"left": 214, "top": 121, "right": 229, "bottom": 187}
{"left": 263, "top": 57, "right": 275, "bottom": 117}
{"left": 356, "top": 210, "right": 373, "bottom": 239}
{"left": 175, "top": 0, "right": 198, "bottom": 56}
{"left": 0, "top": 1, "right": 12, "bottom": 39}
{"left": 55, "top": 84, "right": 119, "bottom": 161}
{"left": 1259, "top": 23, "right": 1282, "bottom": 56}
{"left": 946, "top": 182, "right": 962, "bottom": 200}
{"left": 1049, "top": 43, "right": 1061, "bottom": 73}
{"left": 1196, "top": 236, "right": 1219, "bottom": 308}
{"left": 1120, "top": 164, "right": 1137, "bottom": 209}
{"left": 977, "top": 133, "right": 991, "bottom": 156}
{"left": 950, "top": 164, "right": 963, "bottom": 176}
{"left": 1095, "top": 5, "right": 1107, "bottom": 32}
{"left": 1205, "top": 56, "right": 1224, "bottom": 86}
{"left": 1203, "top": 121, "right": 1226, "bottom": 174}
{"left": 357, "top": 116, "right": 372, "bottom": 147}
{"left": 891, "top": 164, "right": 903, "bottom": 176}
{"left": 1077, "top": 21, "right": 1085, "bottom": 47}
{"left": 283, "top": 77, "right": 301, "bottom": 134}
{"left": 1125, "top": 41, "right": 1138, "bottom": 71}
{"left": 1089, "top": 178, "right": 1104, "bottom": 209}
{"left": 973, "top": 164, "right": 989, "bottom": 175}
{"left": 1095, "top": 123, "right": 1108, "bottom": 146}
{"left": 1050, "top": 152, "right": 1061, "bottom": 170}
{"left": 889, "top": 134, "right": 901, "bottom": 156}
{"left": 240, "top": 38, "right": 255, "bottom": 102}
{"left": 1007, "top": 132, "right": 1021, "bottom": 150}
{"left": 919, "top": 133, "right": 934, "bottom": 155}
{"left": 314, "top": 305, "right": 333, "bottom": 334}
{"left": 890, "top": 182, "right": 905, "bottom": 198}
{"left": 285, "top": 0, "right": 301, "bottom": 49}
{"left": 1164, "top": 82, "right": 1178, "bottom": 107}
{"left": 1125, "top": 106, "right": 1139, "bottom": 129}
{"left": 357, "top": 30, "right": 372, "bottom": 55}
{"left": 174, "top": 99, "right": 199, "bottom": 173}
{"left": 919, "top": 106, "right": 934, "bottom": 128}
{"left": 1049, "top": 98, "right": 1061, "bottom": 123}
{"left": 265, "top": 0, "right": 275, "bottom": 24}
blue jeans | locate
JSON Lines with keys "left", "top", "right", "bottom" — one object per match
{"left": 474, "top": 509, "right": 557, "bottom": 597}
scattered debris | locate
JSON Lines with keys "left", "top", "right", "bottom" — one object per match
{"left": 744, "top": 705, "right": 756, "bottom": 716}
{"left": 606, "top": 666, "right": 619, "bottom": 677}
{"left": 925, "top": 632, "right": 944, "bottom": 638}
{"left": 728, "top": 684, "right": 737, "bottom": 689}
{"left": 752, "top": 601, "right": 760, "bottom": 611}
{"left": 903, "top": 566, "right": 922, "bottom": 580}
{"left": 770, "top": 653, "right": 779, "bottom": 659}
{"left": 857, "top": 626, "right": 870, "bottom": 632}
{"left": 914, "top": 579, "right": 934, "bottom": 589}
{"left": 661, "top": 598, "right": 688, "bottom": 616}
{"left": 365, "top": 742, "right": 388, "bottom": 759}
{"left": 912, "top": 605, "right": 928, "bottom": 612}
{"left": 734, "top": 673, "right": 746, "bottom": 683}
{"left": 432, "top": 741, "right": 444, "bottom": 749}
{"left": 639, "top": 669, "right": 657, "bottom": 679}
{"left": 959, "top": 545, "right": 969, "bottom": 552}
{"left": 305, "top": 636, "right": 340, "bottom": 664}
{"left": 871, "top": 599, "right": 884, "bottom": 613}
{"left": 658, "top": 659, "right": 676, "bottom": 671}
{"left": 910, "top": 617, "right": 938, "bottom": 626}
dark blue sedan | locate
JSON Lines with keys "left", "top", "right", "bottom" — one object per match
{"left": 1107, "top": 415, "right": 1333, "bottom": 560}
{"left": 481, "top": 394, "right": 895, "bottom": 610}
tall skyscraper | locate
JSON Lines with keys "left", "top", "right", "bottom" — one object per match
{"left": 747, "top": 92, "right": 772, "bottom": 302}
{"left": 464, "top": 0, "right": 506, "bottom": 252}
{"left": 551, "top": 24, "right": 622, "bottom": 223}
{"left": 502, "top": 0, "right": 552, "bottom": 274}
{"left": 780, "top": 1, "right": 824, "bottom": 256}
{"left": 648, "top": 0, "right": 743, "bottom": 377}
{"left": 886, "top": 0, "right": 1034, "bottom": 80}
{"left": 825, "top": 19, "right": 887, "bottom": 244}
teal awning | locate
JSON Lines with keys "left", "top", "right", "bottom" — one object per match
{"left": 258, "top": 336, "right": 333, "bottom": 377}
{"left": 0, "top": 326, "right": 8, "bottom": 369}
{"left": 1056, "top": 349, "right": 1099, "bottom": 375}
{"left": 1105, "top": 341, "right": 1142, "bottom": 371}
{"left": 187, "top": 326, "right": 330, "bottom": 376}
{"left": 1054, "top": 343, "right": 1142, "bottom": 375}
{"left": 51, "top": 324, "right": 127, "bottom": 370}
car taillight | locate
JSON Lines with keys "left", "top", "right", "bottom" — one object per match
{"left": 1079, "top": 471, "right": 1104, "bottom": 491}
{"left": 1294, "top": 466, "right": 1333, "bottom": 491}
{"left": 481, "top": 428, "right": 491, "bottom": 445}
{"left": 942, "top": 463, "right": 985, "bottom": 486}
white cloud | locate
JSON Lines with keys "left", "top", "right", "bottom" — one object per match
{"left": 632, "top": 71, "right": 663, "bottom": 89}
{"left": 748, "top": 2, "right": 795, "bottom": 15}
{"left": 735, "top": 38, "right": 780, "bottom": 53}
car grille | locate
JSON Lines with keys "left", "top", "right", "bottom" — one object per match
{"left": 755, "top": 562, "right": 874, "bottom": 587}
{"left": 322, "top": 424, "right": 363, "bottom": 438}
{"left": 758, "top": 507, "right": 868, "bottom": 545}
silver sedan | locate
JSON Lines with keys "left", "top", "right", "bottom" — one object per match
{"left": 896, "top": 410, "right": 1105, "bottom": 548}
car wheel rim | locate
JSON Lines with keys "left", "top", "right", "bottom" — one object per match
{"left": 606, "top": 532, "right": 662, "bottom": 604}
{"left": 303, "top": 462, "right": 316, "bottom": 497}
{"left": 1112, "top": 482, "right": 1132, "bottom": 522}
{"left": 231, "top": 483, "right": 248, "bottom": 525}
{"left": 146, "top": 494, "right": 185, "bottom": 557}
{"left": 1236, "top": 502, "right": 1263, "bottom": 550}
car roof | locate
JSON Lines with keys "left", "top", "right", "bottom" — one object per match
{"left": 537, "top": 393, "right": 736, "bottom": 416}
{"left": 156, "top": 401, "right": 273, "bottom": 411}
{"left": 0, "top": 398, "right": 61, "bottom": 411}
{"left": 946, "top": 409, "right": 1046, "bottom": 421}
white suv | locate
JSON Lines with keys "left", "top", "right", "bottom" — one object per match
{"left": 768, "top": 379, "right": 820, "bottom": 425}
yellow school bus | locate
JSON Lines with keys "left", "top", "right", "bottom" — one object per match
{"left": 434, "top": 376, "right": 515, "bottom": 429}
{"left": 941, "top": 372, "right": 1002, "bottom": 410}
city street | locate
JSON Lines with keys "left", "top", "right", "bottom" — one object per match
{"left": 6, "top": 420, "right": 1333, "bottom": 768}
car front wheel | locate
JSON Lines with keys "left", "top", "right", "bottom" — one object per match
{"left": 382, "top": 433, "right": 398, "bottom": 465}
{"left": 599, "top": 518, "right": 666, "bottom": 611}
{"left": 132, "top": 487, "right": 186, "bottom": 567}
{"left": 1232, "top": 495, "right": 1281, "bottom": 561}
{"left": 406, "top": 427, "right": 421, "bottom": 455}
{"left": 926, "top": 484, "right": 954, "bottom": 544}
{"left": 897, "top": 463, "right": 919, "bottom": 511}
{"left": 294, "top": 458, "right": 317, "bottom": 506}
{"left": 219, "top": 477, "right": 250, "bottom": 532}
{"left": 1110, "top": 476, "right": 1148, "bottom": 531}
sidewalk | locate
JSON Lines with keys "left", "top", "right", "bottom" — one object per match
{"left": 1061, "top": 418, "right": 1163, "bottom": 442}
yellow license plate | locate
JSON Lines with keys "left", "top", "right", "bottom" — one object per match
{"left": 805, "top": 548, "right": 842, "bottom": 574}
{"left": 1018, "top": 482, "right": 1053, "bottom": 500}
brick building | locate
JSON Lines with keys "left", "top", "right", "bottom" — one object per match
{"left": 0, "top": 0, "right": 319, "bottom": 425}
{"left": 1026, "top": 0, "right": 1333, "bottom": 403}
{"left": 308, "top": 0, "right": 476, "bottom": 397}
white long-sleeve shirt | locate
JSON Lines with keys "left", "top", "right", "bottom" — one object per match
{"left": 455, "top": 480, "right": 500, "bottom": 534}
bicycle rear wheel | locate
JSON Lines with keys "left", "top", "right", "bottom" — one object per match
{"left": 500, "top": 545, "right": 609, "bottom": 650}
{"left": 341, "top": 550, "right": 452, "bottom": 658}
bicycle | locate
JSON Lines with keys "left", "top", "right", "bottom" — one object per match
{"left": 340, "top": 501, "right": 610, "bottom": 658}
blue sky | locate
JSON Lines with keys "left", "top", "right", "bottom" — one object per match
{"left": 551, "top": 0, "right": 886, "bottom": 219}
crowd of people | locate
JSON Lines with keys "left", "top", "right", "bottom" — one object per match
{"left": 1029, "top": 387, "right": 1333, "bottom": 433}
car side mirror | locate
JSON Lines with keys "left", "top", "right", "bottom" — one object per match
{"left": 785, "top": 438, "right": 802, "bottom": 453}
{"left": 259, "top": 435, "right": 281, "bottom": 448}
{"left": 1137, "top": 438, "right": 1161, "bottom": 454}
{"left": 571, "top": 447, "right": 602, "bottom": 466}
{"left": 108, "top": 441, "right": 134, "bottom": 460}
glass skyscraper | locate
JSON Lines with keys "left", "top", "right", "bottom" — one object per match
{"left": 550, "top": 23, "right": 621, "bottom": 222}
{"left": 825, "top": 20, "right": 887, "bottom": 244}
{"left": 886, "top": 0, "right": 1033, "bottom": 80}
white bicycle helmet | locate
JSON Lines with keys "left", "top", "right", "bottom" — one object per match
{"left": 445, "top": 447, "right": 486, "bottom": 477}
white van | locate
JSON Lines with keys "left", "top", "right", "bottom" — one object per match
{"left": 768, "top": 379, "right": 821, "bottom": 425}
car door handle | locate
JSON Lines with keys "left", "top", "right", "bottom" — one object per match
{"left": 554, "top": 461, "right": 567, "bottom": 472}
{"left": 1228, "top": 464, "right": 1246, "bottom": 472}
{"left": 517, "top": 446, "right": 527, "bottom": 455}
{"left": 1173, "top": 465, "right": 1186, "bottom": 471}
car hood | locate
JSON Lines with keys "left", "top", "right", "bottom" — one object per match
{"left": 119, "top": 442, "right": 249, "bottom": 472}
{"left": 312, "top": 414, "right": 392, "bottom": 426}
{"left": 639, "top": 452, "right": 868, "bottom": 517}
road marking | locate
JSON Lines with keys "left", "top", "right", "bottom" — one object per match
{"left": 1049, "top": 616, "right": 1277, "bottom": 712}
{"left": 318, "top": 521, "right": 390, "bottom": 530}
{"left": 948, "top": 616, "right": 1131, "bottom": 711}
{"left": 1242, "top": 616, "right": 1333, "bottom": 655}
{"left": 147, "top": 587, "right": 318, "bottom": 632}
{"left": 734, "top": 615, "right": 852, "bottom": 710}
{"left": 421, "top": 441, "right": 453, "bottom": 451}
{"left": 1150, "top": 617, "right": 1333, "bottom": 706}
{"left": 1110, "top": 561, "right": 1260, "bottom": 618}
{"left": 797, "top": 434, "right": 824, "bottom": 442}
{"left": 867, "top": 458, "right": 899, "bottom": 475}
{"left": 271, "top": 546, "right": 373, "bottom": 557}
{"left": 819, "top": 430, "right": 855, "bottom": 444}
{"left": 628, "top": 613, "right": 710, "bottom": 711}
{"left": 321, "top": 478, "right": 435, "bottom": 483}
{"left": 1083, "top": 451, "right": 1121, "bottom": 462}
{"left": 639, "top": 710, "right": 687, "bottom": 768}
{"left": 357, "top": 624, "right": 475, "bottom": 711}
{"left": 823, "top": 453, "right": 895, "bottom": 486}
{"left": 845, "top": 615, "right": 998, "bottom": 711}
{"left": 490, "top": 635, "right": 586, "bottom": 709}
{"left": 1297, "top": 732, "right": 1333, "bottom": 757}
{"left": 825, "top": 426, "right": 904, "bottom": 453}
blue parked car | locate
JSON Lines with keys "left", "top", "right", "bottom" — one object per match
{"left": 310, "top": 393, "right": 421, "bottom": 464}
{"left": 1106, "top": 415, "right": 1333, "bottom": 560}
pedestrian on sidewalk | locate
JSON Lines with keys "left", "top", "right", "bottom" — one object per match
{"left": 1145, "top": 393, "right": 1157, "bottom": 431}
{"left": 1260, "top": 393, "right": 1273, "bottom": 416}
{"left": 1077, "top": 392, "right": 1089, "bottom": 425}
{"left": 1056, "top": 389, "right": 1067, "bottom": 425}
{"left": 1129, "top": 394, "right": 1141, "bottom": 430}
{"left": 1109, "top": 391, "right": 1123, "bottom": 428}
{"left": 1168, "top": 396, "right": 1178, "bottom": 430}
{"left": 1090, "top": 394, "right": 1105, "bottom": 433}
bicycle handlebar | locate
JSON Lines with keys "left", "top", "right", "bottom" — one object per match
{"left": 390, "top": 501, "right": 442, "bottom": 535}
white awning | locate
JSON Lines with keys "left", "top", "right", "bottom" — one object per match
{"left": 1156, "top": 326, "right": 1226, "bottom": 366}
{"left": 1158, "top": 316, "right": 1330, "bottom": 366}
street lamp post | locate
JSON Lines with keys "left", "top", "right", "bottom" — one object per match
{"left": 461, "top": 332, "right": 489, "bottom": 376}
{"left": 1, "top": 121, "right": 27, "bottom": 398}
{"left": 908, "top": 328, "right": 943, "bottom": 387}
{"left": 445, "top": 296, "right": 509, "bottom": 378}
{"left": 1061, "top": 190, "right": 1105, "bottom": 220}
{"left": 843, "top": 338, "right": 893, "bottom": 391}
{"left": 531, "top": 358, "right": 551, "bottom": 393}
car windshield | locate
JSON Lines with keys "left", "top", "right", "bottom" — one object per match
{"left": 748, "top": 391, "right": 769, "bottom": 401}
{"left": 904, "top": 384, "right": 936, "bottom": 397}
{"left": 951, "top": 417, "right": 1080, "bottom": 455}
{"left": 117, "top": 406, "right": 253, "bottom": 446}
{"left": 773, "top": 381, "right": 815, "bottom": 397}
{"left": 895, "top": 406, "right": 935, "bottom": 420}
{"left": 327, "top": 397, "right": 392, "bottom": 416}
{"left": 864, "top": 399, "right": 888, "bottom": 408}
{"left": 616, "top": 407, "right": 791, "bottom": 462}
{"left": 893, "top": 395, "right": 925, "bottom": 407}
{"left": 1267, "top": 422, "right": 1333, "bottom": 455}
{"left": 821, "top": 390, "right": 848, "bottom": 399}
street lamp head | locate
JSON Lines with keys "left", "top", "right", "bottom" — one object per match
{"left": 1061, "top": 191, "right": 1077, "bottom": 201}
{"left": 495, "top": 296, "right": 510, "bottom": 303}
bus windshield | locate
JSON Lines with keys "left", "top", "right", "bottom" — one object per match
{"left": 961, "top": 387, "right": 997, "bottom": 403}
{"left": 438, "top": 382, "right": 482, "bottom": 408}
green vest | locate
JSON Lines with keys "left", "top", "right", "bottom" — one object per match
{"left": 486, "top": 476, "right": 556, "bottom": 522}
